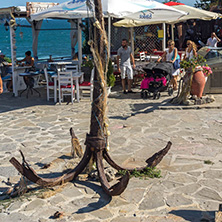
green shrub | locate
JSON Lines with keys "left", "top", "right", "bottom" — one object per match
{"left": 106, "top": 59, "right": 116, "bottom": 87}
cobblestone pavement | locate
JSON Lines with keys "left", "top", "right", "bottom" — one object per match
{"left": 0, "top": 87, "right": 222, "bottom": 222}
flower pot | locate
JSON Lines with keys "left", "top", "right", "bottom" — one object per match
{"left": 191, "top": 70, "right": 206, "bottom": 98}
{"left": 81, "top": 67, "right": 91, "bottom": 82}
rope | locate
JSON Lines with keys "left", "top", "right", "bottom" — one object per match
{"left": 85, "top": 0, "right": 111, "bottom": 149}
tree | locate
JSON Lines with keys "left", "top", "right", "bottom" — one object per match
{"left": 194, "top": 0, "right": 218, "bottom": 10}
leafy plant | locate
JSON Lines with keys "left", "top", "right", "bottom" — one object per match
{"left": 3, "top": 56, "right": 11, "bottom": 63}
{"left": 180, "top": 55, "right": 208, "bottom": 72}
{"left": 106, "top": 59, "right": 116, "bottom": 87}
{"left": 117, "top": 167, "right": 161, "bottom": 179}
{"left": 81, "top": 56, "right": 94, "bottom": 71}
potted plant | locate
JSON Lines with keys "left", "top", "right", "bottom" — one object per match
{"left": 106, "top": 59, "right": 116, "bottom": 95}
{"left": 81, "top": 56, "right": 94, "bottom": 82}
{"left": 172, "top": 55, "right": 211, "bottom": 104}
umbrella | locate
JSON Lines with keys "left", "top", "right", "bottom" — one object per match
{"left": 114, "top": 1, "right": 221, "bottom": 27}
{"left": 165, "top": 2, "right": 222, "bottom": 24}
{"left": 30, "top": 0, "right": 186, "bottom": 21}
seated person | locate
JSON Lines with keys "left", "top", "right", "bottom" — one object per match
{"left": 17, "top": 51, "right": 35, "bottom": 69}
{"left": 0, "top": 51, "right": 12, "bottom": 77}
{"left": 0, "top": 51, "right": 12, "bottom": 91}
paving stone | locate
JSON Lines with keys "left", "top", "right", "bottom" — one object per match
{"left": 8, "top": 201, "right": 24, "bottom": 212}
{"left": 121, "top": 188, "right": 146, "bottom": 203}
{"left": 174, "top": 183, "right": 201, "bottom": 195}
{"left": 167, "top": 173, "right": 197, "bottom": 184}
{"left": 68, "top": 213, "right": 86, "bottom": 221}
{"left": 108, "top": 196, "right": 129, "bottom": 208}
{"left": 1, "top": 212, "right": 33, "bottom": 222}
{"left": 49, "top": 194, "right": 67, "bottom": 205}
{"left": 199, "top": 199, "right": 221, "bottom": 211}
{"left": 139, "top": 191, "right": 165, "bottom": 210}
{"left": 203, "top": 170, "right": 222, "bottom": 180}
{"left": 164, "top": 163, "right": 203, "bottom": 172}
{"left": 0, "top": 166, "right": 18, "bottom": 177}
{"left": 60, "top": 186, "right": 83, "bottom": 199}
{"left": 84, "top": 220, "right": 100, "bottom": 222}
{"left": 90, "top": 208, "right": 113, "bottom": 219}
{"left": 195, "top": 187, "right": 222, "bottom": 201}
{"left": 24, "top": 199, "right": 47, "bottom": 211}
{"left": 161, "top": 181, "right": 184, "bottom": 190}
{"left": 111, "top": 216, "right": 141, "bottom": 222}
{"left": 166, "top": 193, "right": 193, "bottom": 207}
{"left": 198, "top": 179, "right": 222, "bottom": 192}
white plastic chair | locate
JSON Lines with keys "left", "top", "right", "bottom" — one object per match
{"left": 79, "top": 68, "right": 94, "bottom": 101}
{"left": 58, "top": 71, "right": 75, "bottom": 104}
{"left": 43, "top": 67, "right": 55, "bottom": 101}
{"left": 139, "top": 52, "right": 146, "bottom": 61}
{"left": 65, "top": 65, "right": 78, "bottom": 72}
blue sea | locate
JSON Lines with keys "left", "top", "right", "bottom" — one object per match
{"left": 0, "top": 19, "right": 79, "bottom": 60}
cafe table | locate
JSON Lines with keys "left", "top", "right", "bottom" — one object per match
{"left": 19, "top": 72, "right": 41, "bottom": 98}
{"left": 48, "top": 61, "right": 73, "bottom": 72}
{"left": 51, "top": 71, "right": 84, "bottom": 103}
{"left": 13, "top": 66, "right": 33, "bottom": 97}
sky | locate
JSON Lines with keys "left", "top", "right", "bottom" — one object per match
{"left": 1, "top": 0, "right": 196, "bottom": 8}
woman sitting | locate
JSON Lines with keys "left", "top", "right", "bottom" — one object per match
{"left": 157, "top": 40, "right": 180, "bottom": 90}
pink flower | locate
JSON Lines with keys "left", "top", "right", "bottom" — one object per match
{"left": 202, "top": 66, "right": 212, "bottom": 77}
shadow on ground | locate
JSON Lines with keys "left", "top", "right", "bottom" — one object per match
{"left": 0, "top": 87, "right": 55, "bottom": 113}
{"left": 169, "top": 209, "right": 215, "bottom": 221}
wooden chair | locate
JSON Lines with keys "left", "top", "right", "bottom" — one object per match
{"left": 58, "top": 71, "right": 75, "bottom": 104}
{"left": 79, "top": 68, "right": 94, "bottom": 101}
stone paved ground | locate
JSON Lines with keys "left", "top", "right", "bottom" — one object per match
{"left": 0, "top": 86, "right": 222, "bottom": 222}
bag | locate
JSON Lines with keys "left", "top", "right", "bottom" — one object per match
{"left": 173, "top": 58, "right": 180, "bottom": 69}
{"left": 172, "top": 49, "right": 180, "bottom": 70}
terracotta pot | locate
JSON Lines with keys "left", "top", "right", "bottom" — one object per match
{"left": 191, "top": 70, "right": 206, "bottom": 98}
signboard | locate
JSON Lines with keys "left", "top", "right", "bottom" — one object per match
{"left": 158, "top": 30, "right": 164, "bottom": 39}
{"left": 26, "top": 2, "right": 59, "bottom": 17}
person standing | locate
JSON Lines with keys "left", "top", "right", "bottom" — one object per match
{"left": 157, "top": 40, "right": 180, "bottom": 90}
{"left": 117, "top": 39, "right": 135, "bottom": 94}
{"left": 206, "top": 32, "right": 221, "bottom": 47}
{"left": 184, "top": 40, "right": 197, "bottom": 61}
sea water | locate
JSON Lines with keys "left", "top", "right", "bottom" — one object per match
{"left": 0, "top": 19, "right": 79, "bottom": 60}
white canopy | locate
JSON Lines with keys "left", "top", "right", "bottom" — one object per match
{"left": 168, "top": 4, "right": 222, "bottom": 24}
{"left": 30, "top": 0, "right": 186, "bottom": 21}
{"left": 113, "top": 4, "right": 221, "bottom": 27}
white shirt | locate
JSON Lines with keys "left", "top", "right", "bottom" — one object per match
{"left": 165, "top": 48, "right": 174, "bottom": 62}
{"left": 207, "top": 37, "right": 218, "bottom": 47}
{"left": 185, "top": 48, "right": 194, "bottom": 60}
